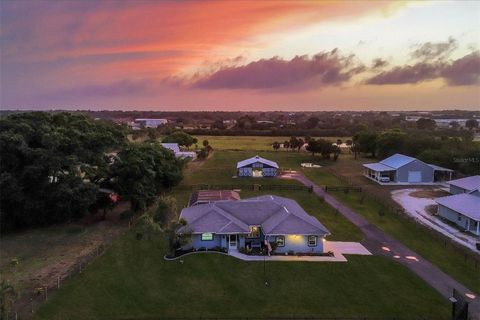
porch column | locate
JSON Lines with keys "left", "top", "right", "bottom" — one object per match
{"left": 477, "top": 221, "right": 479, "bottom": 236}
{"left": 466, "top": 218, "right": 470, "bottom": 231}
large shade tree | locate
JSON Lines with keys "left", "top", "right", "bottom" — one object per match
{"left": 111, "top": 142, "right": 183, "bottom": 212}
{"left": 0, "top": 112, "right": 127, "bottom": 231}
{"left": 162, "top": 131, "right": 197, "bottom": 148}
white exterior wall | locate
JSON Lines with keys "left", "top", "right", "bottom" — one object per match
{"left": 437, "top": 205, "right": 480, "bottom": 235}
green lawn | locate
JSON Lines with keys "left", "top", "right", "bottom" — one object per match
{"left": 181, "top": 150, "right": 318, "bottom": 186}
{"left": 35, "top": 232, "right": 449, "bottom": 320}
{"left": 195, "top": 135, "right": 350, "bottom": 151}
{"left": 31, "top": 148, "right": 461, "bottom": 319}
{"left": 304, "top": 169, "right": 480, "bottom": 293}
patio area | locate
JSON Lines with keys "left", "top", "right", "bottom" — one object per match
{"left": 228, "top": 241, "right": 371, "bottom": 262}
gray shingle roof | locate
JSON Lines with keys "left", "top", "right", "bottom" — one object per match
{"left": 179, "top": 195, "right": 330, "bottom": 236}
{"left": 236, "top": 155, "right": 279, "bottom": 169}
{"left": 436, "top": 193, "right": 480, "bottom": 221}
{"left": 447, "top": 175, "right": 480, "bottom": 192}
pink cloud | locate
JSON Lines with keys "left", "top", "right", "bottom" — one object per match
{"left": 191, "top": 50, "right": 365, "bottom": 90}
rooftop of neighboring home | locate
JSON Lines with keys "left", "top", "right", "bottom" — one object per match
{"left": 189, "top": 190, "right": 241, "bottom": 206}
{"left": 447, "top": 175, "right": 480, "bottom": 192}
{"left": 161, "top": 143, "right": 181, "bottom": 153}
{"left": 436, "top": 192, "right": 480, "bottom": 221}
{"left": 179, "top": 195, "right": 330, "bottom": 236}
{"left": 363, "top": 153, "right": 452, "bottom": 172}
{"left": 237, "top": 155, "right": 279, "bottom": 169}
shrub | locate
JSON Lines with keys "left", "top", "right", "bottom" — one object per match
{"left": 120, "top": 209, "right": 136, "bottom": 220}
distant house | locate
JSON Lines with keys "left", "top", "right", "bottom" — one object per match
{"left": 189, "top": 190, "right": 241, "bottom": 206}
{"left": 161, "top": 143, "right": 196, "bottom": 159}
{"left": 237, "top": 155, "right": 279, "bottom": 177}
{"left": 134, "top": 118, "right": 168, "bottom": 128}
{"left": 436, "top": 176, "right": 480, "bottom": 236}
{"left": 178, "top": 195, "right": 330, "bottom": 254}
{"left": 363, "top": 153, "right": 452, "bottom": 184}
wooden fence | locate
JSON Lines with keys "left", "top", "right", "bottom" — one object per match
{"left": 8, "top": 217, "right": 138, "bottom": 319}
{"left": 191, "top": 184, "right": 313, "bottom": 192}
{"left": 324, "top": 186, "right": 362, "bottom": 192}
{"left": 323, "top": 170, "right": 480, "bottom": 268}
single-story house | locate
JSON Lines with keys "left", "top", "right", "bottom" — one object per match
{"left": 363, "top": 153, "right": 452, "bottom": 184}
{"left": 436, "top": 176, "right": 480, "bottom": 236}
{"left": 188, "top": 190, "right": 241, "bottom": 206}
{"left": 178, "top": 195, "right": 330, "bottom": 254}
{"left": 161, "top": 143, "right": 196, "bottom": 159}
{"left": 237, "top": 155, "right": 279, "bottom": 177}
{"left": 447, "top": 175, "right": 480, "bottom": 195}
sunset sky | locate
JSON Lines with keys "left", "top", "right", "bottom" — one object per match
{"left": 1, "top": 0, "right": 479, "bottom": 111}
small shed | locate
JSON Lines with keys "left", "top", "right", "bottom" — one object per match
{"left": 236, "top": 155, "right": 279, "bottom": 177}
{"left": 189, "top": 190, "right": 241, "bottom": 206}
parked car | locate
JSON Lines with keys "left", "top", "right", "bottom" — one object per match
{"left": 379, "top": 177, "right": 391, "bottom": 183}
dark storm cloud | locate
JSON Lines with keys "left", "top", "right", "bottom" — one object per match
{"left": 411, "top": 37, "right": 457, "bottom": 60}
{"left": 371, "top": 58, "right": 389, "bottom": 69}
{"left": 440, "top": 52, "right": 480, "bottom": 85}
{"left": 367, "top": 41, "right": 480, "bottom": 86}
{"left": 192, "top": 50, "right": 365, "bottom": 90}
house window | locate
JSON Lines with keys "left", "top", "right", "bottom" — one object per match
{"left": 276, "top": 236, "right": 285, "bottom": 247}
{"left": 247, "top": 226, "right": 261, "bottom": 238}
{"left": 308, "top": 235, "right": 317, "bottom": 247}
{"left": 201, "top": 233, "right": 214, "bottom": 241}
{"left": 458, "top": 214, "right": 462, "bottom": 221}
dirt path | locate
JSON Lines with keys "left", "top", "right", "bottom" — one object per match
{"left": 391, "top": 188, "right": 480, "bottom": 253}
{"left": 288, "top": 172, "right": 480, "bottom": 319}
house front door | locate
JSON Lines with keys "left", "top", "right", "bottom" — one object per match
{"left": 229, "top": 234, "right": 237, "bottom": 249}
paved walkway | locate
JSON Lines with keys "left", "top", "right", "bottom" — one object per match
{"left": 391, "top": 188, "right": 480, "bottom": 253}
{"left": 228, "top": 241, "right": 371, "bottom": 262}
{"left": 285, "top": 172, "right": 480, "bottom": 319}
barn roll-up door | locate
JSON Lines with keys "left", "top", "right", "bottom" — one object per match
{"left": 408, "top": 171, "right": 422, "bottom": 183}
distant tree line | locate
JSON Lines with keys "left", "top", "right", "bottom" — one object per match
{"left": 0, "top": 112, "right": 184, "bottom": 232}
{"left": 353, "top": 128, "right": 479, "bottom": 174}
{"left": 184, "top": 128, "right": 353, "bottom": 138}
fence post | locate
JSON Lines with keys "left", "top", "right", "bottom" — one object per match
{"left": 57, "top": 276, "right": 60, "bottom": 289}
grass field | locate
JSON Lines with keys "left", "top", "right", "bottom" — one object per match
{"left": 181, "top": 150, "right": 320, "bottom": 186}
{"left": 34, "top": 149, "right": 455, "bottom": 319}
{"left": 195, "top": 135, "right": 349, "bottom": 151}
{"left": 35, "top": 232, "right": 450, "bottom": 320}
{"left": 0, "top": 218, "right": 128, "bottom": 292}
